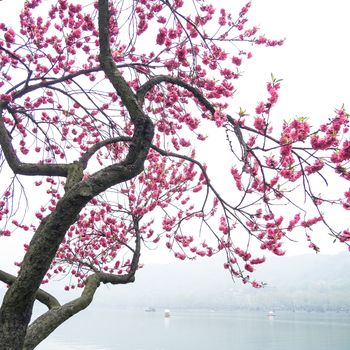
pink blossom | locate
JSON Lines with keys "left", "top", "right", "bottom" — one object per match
{"left": 255, "top": 102, "right": 266, "bottom": 115}
{"left": 244, "top": 263, "right": 254, "bottom": 272}
{"left": 250, "top": 256, "right": 265, "bottom": 264}
{"left": 231, "top": 167, "right": 243, "bottom": 190}
{"left": 174, "top": 252, "right": 186, "bottom": 260}
{"left": 231, "top": 56, "right": 242, "bottom": 66}
{"left": 339, "top": 230, "right": 350, "bottom": 242}
{"left": 305, "top": 160, "right": 325, "bottom": 175}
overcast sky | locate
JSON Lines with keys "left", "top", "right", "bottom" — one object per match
{"left": 0, "top": 0, "right": 349, "bottom": 272}
{"left": 234, "top": 0, "right": 350, "bottom": 257}
{"left": 237, "top": 0, "right": 350, "bottom": 118}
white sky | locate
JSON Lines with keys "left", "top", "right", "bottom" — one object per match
{"left": 233, "top": 0, "right": 350, "bottom": 257}
{"left": 237, "top": 0, "right": 350, "bottom": 117}
{"left": 0, "top": 0, "right": 349, "bottom": 272}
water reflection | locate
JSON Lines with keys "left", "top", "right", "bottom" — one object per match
{"left": 164, "top": 317, "right": 170, "bottom": 329}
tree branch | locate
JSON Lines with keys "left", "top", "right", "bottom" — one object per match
{"left": 0, "top": 46, "right": 31, "bottom": 72}
{"left": 97, "top": 0, "right": 154, "bottom": 167}
{"left": 150, "top": 143, "right": 233, "bottom": 211}
{"left": 0, "top": 270, "right": 60, "bottom": 310}
{"left": 0, "top": 106, "right": 70, "bottom": 177}
{"left": 8, "top": 67, "right": 101, "bottom": 100}
{"left": 136, "top": 75, "right": 250, "bottom": 160}
{"left": 23, "top": 228, "right": 141, "bottom": 350}
{"left": 136, "top": 75, "right": 215, "bottom": 112}
{"left": 98, "top": 0, "right": 144, "bottom": 123}
{"left": 79, "top": 136, "right": 132, "bottom": 167}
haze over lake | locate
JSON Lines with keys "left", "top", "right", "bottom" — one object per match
{"left": 36, "top": 308, "right": 350, "bottom": 350}
{"left": 30, "top": 253, "right": 350, "bottom": 349}
{"left": 2, "top": 253, "right": 350, "bottom": 349}
{"left": 64, "top": 252, "right": 350, "bottom": 312}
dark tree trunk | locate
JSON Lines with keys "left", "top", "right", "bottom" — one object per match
{"left": 0, "top": 190, "right": 92, "bottom": 349}
{"left": 0, "top": 309, "right": 32, "bottom": 350}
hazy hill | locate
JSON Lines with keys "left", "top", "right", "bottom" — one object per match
{"left": 2, "top": 252, "right": 349, "bottom": 312}
{"left": 91, "top": 252, "right": 350, "bottom": 311}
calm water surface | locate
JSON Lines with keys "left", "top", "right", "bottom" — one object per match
{"left": 36, "top": 308, "right": 350, "bottom": 350}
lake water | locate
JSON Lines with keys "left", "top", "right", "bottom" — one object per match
{"left": 36, "top": 308, "right": 350, "bottom": 350}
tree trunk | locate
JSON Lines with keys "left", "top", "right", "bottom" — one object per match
{"left": 0, "top": 304, "right": 33, "bottom": 350}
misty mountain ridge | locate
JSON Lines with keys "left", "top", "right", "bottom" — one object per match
{"left": 92, "top": 252, "right": 350, "bottom": 312}
{"left": 3, "top": 252, "right": 348, "bottom": 313}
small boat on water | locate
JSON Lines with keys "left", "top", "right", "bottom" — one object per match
{"left": 268, "top": 310, "right": 276, "bottom": 317}
{"left": 145, "top": 307, "right": 156, "bottom": 312}
{"left": 164, "top": 309, "right": 171, "bottom": 318}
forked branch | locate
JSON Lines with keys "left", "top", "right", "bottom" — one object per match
{"left": 0, "top": 270, "right": 60, "bottom": 310}
{"left": 23, "top": 228, "right": 141, "bottom": 350}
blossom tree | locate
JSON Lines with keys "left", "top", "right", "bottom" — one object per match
{"left": 0, "top": 0, "right": 349, "bottom": 348}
